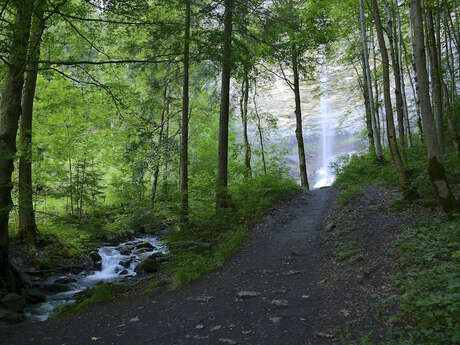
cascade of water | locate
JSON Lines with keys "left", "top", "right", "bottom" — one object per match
{"left": 314, "top": 71, "right": 336, "bottom": 188}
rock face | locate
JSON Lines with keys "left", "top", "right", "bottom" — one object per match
{"left": 1, "top": 293, "right": 26, "bottom": 312}
{"left": 24, "top": 288, "right": 47, "bottom": 304}
{"left": 134, "top": 254, "right": 159, "bottom": 273}
{"left": 135, "top": 242, "right": 155, "bottom": 251}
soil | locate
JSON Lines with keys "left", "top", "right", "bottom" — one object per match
{"left": 0, "top": 186, "right": 435, "bottom": 345}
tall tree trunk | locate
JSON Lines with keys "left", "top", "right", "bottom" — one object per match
{"left": 180, "top": 0, "right": 191, "bottom": 222}
{"left": 371, "top": 0, "right": 415, "bottom": 199}
{"left": 162, "top": 112, "right": 170, "bottom": 199}
{"left": 253, "top": 91, "right": 267, "bottom": 176}
{"left": 357, "top": 60, "right": 375, "bottom": 153}
{"left": 152, "top": 86, "right": 168, "bottom": 207}
{"left": 292, "top": 48, "right": 309, "bottom": 188}
{"left": 360, "top": 0, "right": 383, "bottom": 161}
{"left": 0, "top": 0, "right": 33, "bottom": 292}
{"left": 216, "top": 0, "right": 234, "bottom": 210}
{"left": 19, "top": 1, "right": 45, "bottom": 241}
{"left": 240, "top": 70, "right": 252, "bottom": 178}
{"left": 409, "top": 0, "right": 459, "bottom": 213}
{"left": 426, "top": 7, "right": 445, "bottom": 154}
{"left": 396, "top": 0, "right": 413, "bottom": 147}
{"left": 371, "top": 28, "right": 383, "bottom": 148}
{"left": 408, "top": 5, "right": 425, "bottom": 141}
{"left": 384, "top": 0, "right": 407, "bottom": 160}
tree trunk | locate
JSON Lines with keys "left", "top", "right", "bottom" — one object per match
{"left": 371, "top": 0, "right": 415, "bottom": 199}
{"left": 180, "top": 0, "right": 191, "bottom": 222}
{"left": 0, "top": 0, "right": 33, "bottom": 292}
{"left": 371, "top": 28, "right": 383, "bottom": 148}
{"left": 426, "top": 7, "right": 445, "bottom": 154}
{"left": 216, "top": 0, "right": 234, "bottom": 210}
{"left": 384, "top": 0, "right": 407, "bottom": 160}
{"left": 240, "top": 70, "right": 252, "bottom": 178}
{"left": 396, "top": 0, "right": 412, "bottom": 147}
{"left": 292, "top": 49, "right": 309, "bottom": 188}
{"left": 360, "top": 0, "right": 383, "bottom": 161}
{"left": 19, "top": 1, "right": 45, "bottom": 241}
{"left": 152, "top": 86, "right": 168, "bottom": 208}
{"left": 409, "top": 0, "right": 459, "bottom": 213}
{"left": 162, "top": 112, "right": 170, "bottom": 199}
{"left": 253, "top": 91, "right": 267, "bottom": 176}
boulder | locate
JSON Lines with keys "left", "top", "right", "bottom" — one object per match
{"left": 24, "top": 288, "right": 47, "bottom": 304}
{"left": 134, "top": 241, "right": 155, "bottom": 251}
{"left": 40, "top": 282, "right": 68, "bottom": 293}
{"left": 119, "top": 269, "right": 129, "bottom": 275}
{"left": 134, "top": 255, "right": 159, "bottom": 274}
{"left": 1, "top": 293, "right": 26, "bottom": 312}
{"left": 0, "top": 308, "right": 26, "bottom": 324}
{"left": 54, "top": 276, "right": 76, "bottom": 285}
{"left": 118, "top": 245, "right": 135, "bottom": 256}
{"left": 119, "top": 258, "right": 134, "bottom": 268}
{"left": 89, "top": 251, "right": 102, "bottom": 264}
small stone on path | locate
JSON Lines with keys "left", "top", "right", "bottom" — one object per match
{"left": 129, "top": 316, "right": 140, "bottom": 323}
{"left": 270, "top": 299, "right": 289, "bottom": 307}
{"left": 219, "top": 338, "right": 237, "bottom": 345}
{"left": 236, "top": 291, "right": 261, "bottom": 298}
{"left": 210, "top": 325, "right": 222, "bottom": 332}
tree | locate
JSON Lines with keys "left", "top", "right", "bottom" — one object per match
{"left": 370, "top": 0, "right": 415, "bottom": 199}
{"left": 0, "top": 0, "right": 33, "bottom": 292}
{"left": 409, "top": 0, "right": 459, "bottom": 213}
{"left": 18, "top": 0, "right": 45, "bottom": 241}
{"left": 216, "top": 0, "right": 234, "bottom": 210}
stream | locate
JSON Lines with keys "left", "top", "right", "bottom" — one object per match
{"left": 24, "top": 236, "right": 167, "bottom": 322}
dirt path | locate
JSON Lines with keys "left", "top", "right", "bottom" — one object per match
{"left": 0, "top": 188, "right": 337, "bottom": 345}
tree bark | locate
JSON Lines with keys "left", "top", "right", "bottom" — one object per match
{"left": 384, "top": 0, "right": 407, "bottom": 160}
{"left": 180, "top": 0, "right": 191, "bottom": 222}
{"left": 426, "top": 6, "right": 445, "bottom": 154}
{"left": 253, "top": 91, "right": 267, "bottom": 176}
{"left": 19, "top": 0, "right": 45, "bottom": 241}
{"left": 0, "top": 0, "right": 33, "bottom": 292}
{"left": 371, "top": 0, "right": 415, "bottom": 199}
{"left": 216, "top": 0, "right": 234, "bottom": 210}
{"left": 292, "top": 48, "right": 309, "bottom": 189}
{"left": 240, "top": 70, "right": 252, "bottom": 178}
{"left": 409, "top": 0, "right": 459, "bottom": 213}
{"left": 360, "top": 0, "right": 383, "bottom": 161}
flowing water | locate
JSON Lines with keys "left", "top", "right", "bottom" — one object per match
{"left": 25, "top": 236, "right": 166, "bottom": 322}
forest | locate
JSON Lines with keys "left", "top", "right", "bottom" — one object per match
{"left": 0, "top": 0, "right": 459, "bottom": 344}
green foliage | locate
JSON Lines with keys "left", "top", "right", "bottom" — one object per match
{"left": 390, "top": 219, "right": 460, "bottom": 345}
{"left": 143, "top": 279, "right": 167, "bottom": 294}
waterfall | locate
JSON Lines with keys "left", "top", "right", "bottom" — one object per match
{"left": 313, "top": 71, "right": 336, "bottom": 188}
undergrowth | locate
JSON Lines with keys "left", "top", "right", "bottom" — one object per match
{"left": 333, "top": 140, "right": 460, "bottom": 345}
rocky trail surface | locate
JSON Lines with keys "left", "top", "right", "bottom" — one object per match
{"left": 1, "top": 188, "right": 338, "bottom": 345}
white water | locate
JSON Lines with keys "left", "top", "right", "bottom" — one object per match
{"left": 25, "top": 236, "right": 167, "bottom": 322}
{"left": 313, "top": 71, "right": 336, "bottom": 188}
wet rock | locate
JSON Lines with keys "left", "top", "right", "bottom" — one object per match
{"left": 119, "top": 245, "right": 135, "bottom": 256}
{"left": 0, "top": 308, "right": 26, "bottom": 324}
{"left": 24, "top": 288, "right": 47, "bottom": 304}
{"left": 40, "top": 283, "right": 68, "bottom": 293}
{"left": 54, "top": 277, "right": 76, "bottom": 285}
{"left": 1, "top": 293, "right": 26, "bottom": 312}
{"left": 134, "top": 255, "right": 159, "bottom": 274}
{"left": 119, "top": 258, "right": 134, "bottom": 268}
{"left": 134, "top": 242, "right": 155, "bottom": 251}
{"left": 89, "top": 251, "right": 102, "bottom": 269}
{"left": 119, "top": 269, "right": 129, "bottom": 275}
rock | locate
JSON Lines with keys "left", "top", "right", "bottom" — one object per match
{"left": 129, "top": 316, "right": 140, "bottom": 323}
{"left": 134, "top": 255, "right": 159, "bottom": 274}
{"left": 325, "top": 222, "right": 336, "bottom": 232}
{"left": 118, "top": 245, "right": 135, "bottom": 256}
{"left": 0, "top": 308, "right": 26, "bottom": 324}
{"left": 24, "top": 288, "right": 47, "bottom": 304}
{"left": 236, "top": 291, "right": 261, "bottom": 298}
{"left": 1, "top": 293, "right": 26, "bottom": 312}
{"left": 119, "top": 258, "right": 134, "bottom": 268}
{"left": 210, "top": 325, "right": 222, "bottom": 332}
{"left": 89, "top": 251, "right": 102, "bottom": 264}
{"left": 270, "top": 299, "right": 288, "bottom": 307}
{"left": 54, "top": 277, "right": 76, "bottom": 285}
{"left": 40, "top": 283, "right": 68, "bottom": 293}
{"left": 195, "top": 324, "right": 204, "bottom": 329}
{"left": 269, "top": 316, "right": 282, "bottom": 324}
{"left": 119, "top": 270, "right": 129, "bottom": 275}
{"left": 135, "top": 241, "right": 155, "bottom": 251}
{"left": 218, "top": 338, "right": 237, "bottom": 345}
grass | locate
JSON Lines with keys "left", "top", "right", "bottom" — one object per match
{"left": 333, "top": 139, "right": 460, "bottom": 345}
{"left": 60, "top": 283, "right": 117, "bottom": 315}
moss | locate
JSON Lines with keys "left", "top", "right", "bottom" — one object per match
{"left": 143, "top": 279, "right": 167, "bottom": 294}
{"left": 62, "top": 283, "right": 116, "bottom": 314}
